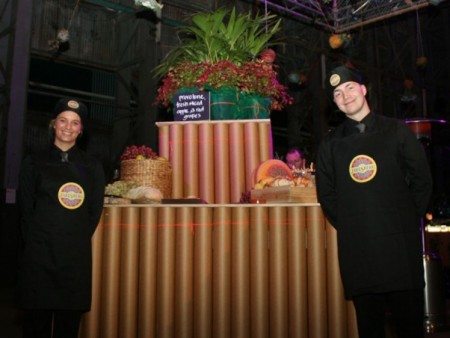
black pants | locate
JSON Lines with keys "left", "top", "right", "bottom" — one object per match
{"left": 22, "top": 309, "right": 82, "bottom": 338}
{"left": 352, "top": 288, "right": 424, "bottom": 338}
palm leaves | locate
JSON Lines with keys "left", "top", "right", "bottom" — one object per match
{"left": 154, "top": 7, "right": 281, "bottom": 78}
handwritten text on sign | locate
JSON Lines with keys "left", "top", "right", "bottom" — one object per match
{"left": 174, "top": 92, "right": 210, "bottom": 121}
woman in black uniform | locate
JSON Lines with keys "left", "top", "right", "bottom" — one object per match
{"left": 17, "top": 98, "right": 105, "bottom": 338}
{"left": 316, "top": 66, "right": 432, "bottom": 338}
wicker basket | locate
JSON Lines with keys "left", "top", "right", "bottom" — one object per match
{"left": 120, "top": 158, "right": 172, "bottom": 198}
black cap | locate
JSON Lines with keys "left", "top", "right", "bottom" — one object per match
{"left": 53, "top": 98, "right": 88, "bottom": 123}
{"left": 327, "top": 66, "right": 363, "bottom": 95}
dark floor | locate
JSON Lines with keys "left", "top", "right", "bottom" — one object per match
{"left": 1, "top": 283, "right": 449, "bottom": 337}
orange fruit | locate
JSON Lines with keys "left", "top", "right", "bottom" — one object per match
{"left": 329, "top": 34, "right": 344, "bottom": 49}
{"left": 255, "top": 159, "right": 292, "bottom": 184}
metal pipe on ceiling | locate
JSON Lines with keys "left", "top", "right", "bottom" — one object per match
{"left": 84, "top": 0, "right": 136, "bottom": 13}
{"left": 262, "top": 1, "right": 332, "bottom": 29}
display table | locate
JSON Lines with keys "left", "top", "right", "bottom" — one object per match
{"left": 79, "top": 203, "right": 358, "bottom": 338}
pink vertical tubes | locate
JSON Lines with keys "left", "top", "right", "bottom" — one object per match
{"left": 258, "top": 120, "right": 273, "bottom": 161}
{"left": 212, "top": 207, "right": 231, "bottom": 338}
{"left": 198, "top": 124, "right": 214, "bottom": 204}
{"left": 213, "top": 123, "right": 230, "bottom": 203}
{"left": 157, "top": 123, "right": 170, "bottom": 159}
{"left": 174, "top": 207, "right": 194, "bottom": 338}
{"left": 269, "top": 206, "right": 289, "bottom": 338}
{"left": 229, "top": 122, "right": 246, "bottom": 203}
{"left": 157, "top": 121, "right": 274, "bottom": 203}
{"left": 287, "top": 206, "right": 308, "bottom": 338}
{"left": 183, "top": 124, "right": 199, "bottom": 198}
{"left": 250, "top": 207, "right": 269, "bottom": 338}
{"left": 119, "top": 207, "right": 140, "bottom": 338}
{"left": 138, "top": 207, "right": 159, "bottom": 338}
{"left": 170, "top": 124, "right": 184, "bottom": 198}
{"left": 244, "top": 122, "right": 261, "bottom": 191}
{"left": 231, "top": 207, "right": 250, "bottom": 338}
{"left": 307, "top": 206, "right": 328, "bottom": 338}
{"left": 100, "top": 207, "right": 122, "bottom": 338}
{"left": 156, "top": 207, "right": 176, "bottom": 338}
{"left": 79, "top": 204, "right": 355, "bottom": 338}
{"left": 193, "top": 207, "right": 213, "bottom": 338}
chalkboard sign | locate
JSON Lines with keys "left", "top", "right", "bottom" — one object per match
{"left": 173, "top": 91, "right": 210, "bottom": 121}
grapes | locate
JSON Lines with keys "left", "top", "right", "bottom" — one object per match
{"left": 120, "top": 145, "right": 158, "bottom": 161}
{"left": 239, "top": 190, "right": 251, "bottom": 204}
{"left": 105, "top": 180, "right": 138, "bottom": 196}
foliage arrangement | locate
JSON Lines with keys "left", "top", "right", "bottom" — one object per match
{"left": 154, "top": 7, "right": 292, "bottom": 112}
{"left": 156, "top": 59, "right": 292, "bottom": 111}
{"left": 238, "top": 60, "right": 292, "bottom": 111}
{"left": 154, "top": 7, "right": 281, "bottom": 77}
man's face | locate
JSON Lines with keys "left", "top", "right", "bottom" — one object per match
{"left": 286, "top": 151, "right": 304, "bottom": 169}
{"left": 333, "top": 81, "right": 370, "bottom": 121}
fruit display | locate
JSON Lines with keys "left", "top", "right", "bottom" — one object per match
{"left": 120, "top": 145, "right": 158, "bottom": 161}
{"left": 104, "top": 180, "right": 163, "bottom": 204}
{"left": 115, "top": 144, "right": 173, "bottom": 199}
{"left": 123, "top": 186, "right": 163, "bottom": 203}
{"left": 104, "top": 145, "right": 171, "bottom": 204}
{"left": 253, "top": 159, "right": 315, "bottom": 190}
{"left": 105, "top": 180, "right": 139, "bottom": 197}
{"left": 254, "top": 159, "right": 292, "bottom": 182}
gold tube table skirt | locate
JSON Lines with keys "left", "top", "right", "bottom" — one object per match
{"left": 79, "top": 204, "right": 358, "bottom": 338}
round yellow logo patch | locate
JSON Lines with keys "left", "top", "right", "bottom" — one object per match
{"left": 58, "top": 182, "right": 85, "bottom": 209}
{"left": 349, "top": 155, "right": 377, "bottom": 183}
{"left": 67, "top": 100, "right": 80, "bottom": 109}
{"left": 329, "top": 74, "right": 341, "bottom": 87}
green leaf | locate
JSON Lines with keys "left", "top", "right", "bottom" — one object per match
{"left": 153, "top": 7, "right": 283, "bottom": 77}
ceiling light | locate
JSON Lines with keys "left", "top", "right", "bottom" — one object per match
{"left": 135, "top": 0, "right": 163, "bottom": 10}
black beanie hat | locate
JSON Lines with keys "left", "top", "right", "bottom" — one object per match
{"left": 327, "top": 66, "right": 363, "bottom": 95}
{"left": 53, "top": 98, "right": 88, "bottom": 123}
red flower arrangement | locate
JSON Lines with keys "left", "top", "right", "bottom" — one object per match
{"left": 239, "top": 61, "right": 292, "bottom": 111}
{"left": 155, "top": 59, "right": 292, "bottom": 111}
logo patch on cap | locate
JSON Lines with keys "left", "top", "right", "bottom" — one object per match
{"left": 58, "top": 182, "right": 85, "bottom": 209}
{"left": 349, "top": 155, "right": 377, "bottom": 183}
{"left": 329, "top": 74, "right": 341, "bottom": 87}
{"left": 67, "top": 100, "right": 80, "bottom": 109}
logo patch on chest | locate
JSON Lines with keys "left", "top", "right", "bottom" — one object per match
{"left": 58, "top": 182, "right": 85, "bottom": 209}
{"left": 349, "top": 155, "right": 377, "bottom": 183}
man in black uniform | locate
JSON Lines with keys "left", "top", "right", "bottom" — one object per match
{"left": 316, "top": 66, "right": 432, "bottom": 338}
{"left": 18, "top": 98, "right": 105, "bottom": 338}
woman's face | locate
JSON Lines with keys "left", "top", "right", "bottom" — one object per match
{"left": 53, "top": 111, "right": 83, "bottom": 150}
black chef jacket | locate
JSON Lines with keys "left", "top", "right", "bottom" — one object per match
{"left": 316, "top": 113, "right": 432, "bottom": 298}
{"left": 17, "top": 144, "right": 105, "bottom": 310}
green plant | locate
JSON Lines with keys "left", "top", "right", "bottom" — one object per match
{"left": 154, "top": 7, "right": 281, "bottom": 78}
{"left": 154, "top": 7, "right": 291, "bottom": 112}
